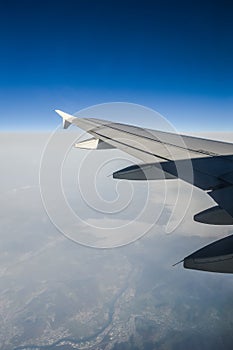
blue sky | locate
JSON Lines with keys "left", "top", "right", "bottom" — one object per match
{"left": 0, "top": 0, "right": 233, "bottom": 131}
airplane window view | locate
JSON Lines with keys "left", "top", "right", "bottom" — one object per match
{"left": 1, "top": 1, "right": 233, "bottom": 349}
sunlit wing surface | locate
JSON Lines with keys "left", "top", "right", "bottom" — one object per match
{"left": 56, "top": 110, "right": 233, "bottom": 162}
{"left": 55, "top": 109, "right": 233, "bottom": 273}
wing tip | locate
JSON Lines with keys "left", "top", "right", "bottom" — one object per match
{"left": 55, "top": 109, "right": 76, "bottom": 129}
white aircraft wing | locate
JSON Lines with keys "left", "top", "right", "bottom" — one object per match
{"left": 55, "top": 110, "right": 233, "bottom": 273}
{"left": 56, "top": 110, "right": 233, "bottom": 161}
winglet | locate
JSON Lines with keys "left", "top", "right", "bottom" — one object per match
{"left": 55, "top": 109, "right": 77, "bottom": 129}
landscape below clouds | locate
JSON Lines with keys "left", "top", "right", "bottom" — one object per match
{"left": 1, "top": 131, "right": 233, "bottom": 350}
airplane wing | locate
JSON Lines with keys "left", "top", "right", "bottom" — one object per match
{"left": 55, "top": 109, "right": 233, "bottom": 273}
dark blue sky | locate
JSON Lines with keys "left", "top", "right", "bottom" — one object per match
{"left": 1, "top": 0, "right": 233, "bottom": 131}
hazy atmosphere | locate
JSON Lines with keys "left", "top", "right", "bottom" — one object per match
{"left": 1, "top": 0, "right": 233, "bottom": 349}
{"left": 1, "top": 129, "right": 233, "bottom": 349}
